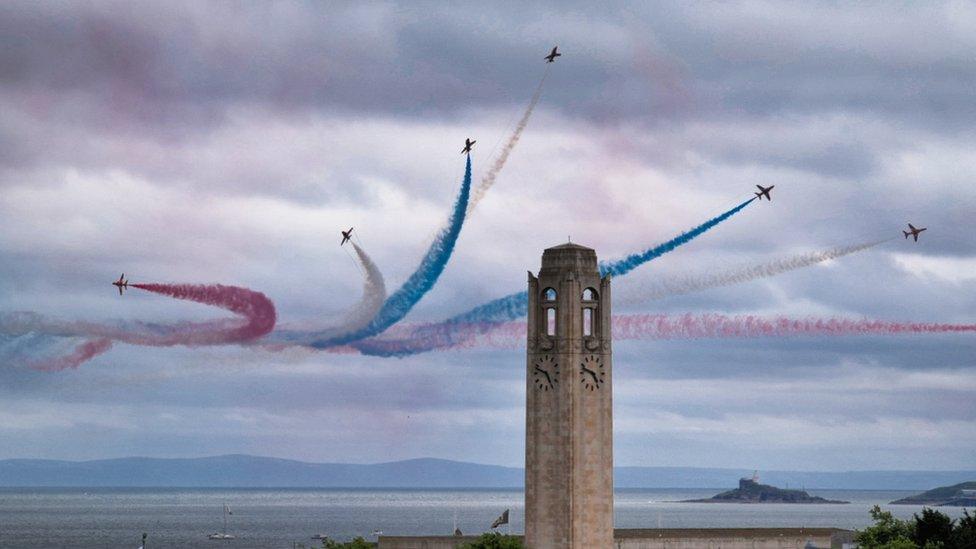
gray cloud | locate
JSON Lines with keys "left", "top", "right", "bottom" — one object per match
{"left": 1, "top": 1, "right": 974, "bottom": 469}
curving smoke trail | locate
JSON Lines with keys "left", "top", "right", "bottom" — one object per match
{"left": 623, "top": 238, "right": 892, "bottom": 303}
{"left": 343, "top": 242, "right": 388, "bottom": 330}
{"left": 0, "top": 283, "right": 277, "bottom": 369}
{"left": 452, "top": 199, "right": 759, "bottom": 325}
{"left": 268, "top": 240, "right": 387, "bottom": 344}
{"left": 127, "top": 284, "right": 277, "bottom": 345}
{"left": 353, "top": 319, "right": 520, "bottom": 357}
{"left": 599, "top": 197, "right": 756, "bottom": 278}
{"left": 354, "top": 197, "right": 761, "bottom": 356}
{"left": 310, "top": 154, "right": 473, "bottom": 348}
{"left": 467, "top": 66, "right": 551, "bottom": 214}
{"left": 29, "top": 338, "right": 114, "bottom": 371}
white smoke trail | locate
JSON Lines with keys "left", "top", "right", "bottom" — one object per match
{"left": 337, "top": 241, "right": 387, "bottom": 334}
{"left": 466, "top": 66, "right": 551, "bottom": 214}
{"left": 264, "top": 240, "right": 387, "bottom": 345}
{"left": 623, "top": 239, "right": 892, "bottom": 303}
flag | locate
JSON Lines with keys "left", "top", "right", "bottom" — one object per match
{"left": 491, "top": 509, "right": 509, "bottom": 529}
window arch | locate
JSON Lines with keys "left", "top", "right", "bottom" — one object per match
{"left": 582, "top": 287, "right": 597, "bottom": 301}
{"left": 543, "top": 288, "right": 557, "bottom": 301}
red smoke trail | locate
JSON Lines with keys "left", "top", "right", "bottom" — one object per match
{"left": 4, "top": 283, "right": 277, "bottom": 369}
{"left": 29, "top": 338, "right": 114, "bottom": 371}
{"left": 127, "top": 283, "right": 277, "bottom": 345}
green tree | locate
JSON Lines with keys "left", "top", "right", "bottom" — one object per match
{"left": 459, "top": 532, "right": 524, "bottom": 549}
{"left": 949, "top": 509, "right": 976, "bottom": 548}
{"left": 912, "top": 508, "right": 954, "bottom": 548}
{"left": 855, "top": 505, "right": 916, "bottom": 548}
{"left": 320, "top": 536, "right": 375, "bottom": 549}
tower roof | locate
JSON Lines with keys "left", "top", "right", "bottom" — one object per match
{"left": 546, "top": 242, "right": 594, "bottom": 252}
{"left": 540, "top": 242, "right": 598, "bottom": 275}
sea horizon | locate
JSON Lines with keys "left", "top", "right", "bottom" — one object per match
{"left": 2, "top": 487, "right": 972, "bottom": 548}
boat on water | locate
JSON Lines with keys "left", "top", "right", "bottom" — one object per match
{"left": 208, "top": 504, "right": 236, "bottom": 540}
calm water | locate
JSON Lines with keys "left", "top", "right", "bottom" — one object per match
{"left": 0, "top": 488, "right": 970, "bottom": 548}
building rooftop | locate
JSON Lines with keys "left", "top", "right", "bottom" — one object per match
{"left": 546, "top": 241, "right": 594, "bottom": 252}
{"left": 540, "top": 242, "right": 599, "bottom": 275}
{"left": 613, "top": 527, "right": 851, "bottom": 538}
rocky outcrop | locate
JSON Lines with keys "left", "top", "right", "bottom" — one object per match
{"left": 684, "top": 478, "right": 848, "bottom": 504}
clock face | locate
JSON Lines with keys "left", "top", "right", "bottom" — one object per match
{"left": 579, "top": 354, "right": 605, "bottom": 391}
{"left": 533, "top": 354, "right": 559, "bottom": 391}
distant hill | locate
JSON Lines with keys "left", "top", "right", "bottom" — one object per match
{"left": 1, "top": 455, "right": 974, "bottom": 489}
{"left": 890, "top": 481, "right": 976, "bottom": 506}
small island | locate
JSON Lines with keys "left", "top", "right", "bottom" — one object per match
{"left": 683, "top": 476, "right": 848, "bottom": 504}
{"left": 890, "top": 481, "right": 976, "bottom": 506}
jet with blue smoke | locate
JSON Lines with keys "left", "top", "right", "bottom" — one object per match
{"left": 311, "top": 155, "right": 473, "bottom": 348}
{"left": 354, "top": 197, "right": 758, "bottom": 356}
{"left": 599, "top": 197, "right": 756, "bottom": 278}
{"left": 449, "top": 197, "right": 756, "bottom": 325}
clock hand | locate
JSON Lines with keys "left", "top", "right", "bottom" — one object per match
{"left": 580, "top": 365, "right": 599, "bottom": 385}
{"left": 535, "top": 366, "right": 552, "bottom": 385}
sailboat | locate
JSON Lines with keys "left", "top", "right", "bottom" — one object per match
{"left": 208, "top": 504, "right": 236, "bottom": 540}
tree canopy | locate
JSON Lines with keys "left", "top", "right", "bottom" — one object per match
{"left": 459, "top": 532, "right": 525, "bottom": 549}
{"left": 855, "top": 505, "right": 976, "bottom": 549}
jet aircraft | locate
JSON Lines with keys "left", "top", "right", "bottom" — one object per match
{"left": 461, "top": 138, "right": 476, "bottom": 155}
{"left": 341, "top": 227, "right": 354, "bottom": 246}
{"left": 755, "top": 185, "right": 774, "bottom": 201}
{"left": 904, "top": 223, "right": 927, "bottom": 242}
{"left": 112, "top": 273, "right": 128, "bottom": 296}
{"left": 544, "top": 46, "right": 561, "bottom": 63}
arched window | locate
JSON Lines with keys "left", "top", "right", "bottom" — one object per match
{"left": 543, "top": 288, "right": 557, "bottom": 301}
{"left": 582, "top": 288, "right": 597, "bottom": 301}
{"left": 582, "top": 308, "right": 593, "bottom": 336}
{"left": 546, "top": 308, "right": 556, "bottom": 336}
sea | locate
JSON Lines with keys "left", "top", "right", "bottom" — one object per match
{"left": 0, "top": 488, "right": 971, "bottom": 548}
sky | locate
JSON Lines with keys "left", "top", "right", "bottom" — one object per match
{"left": 1, "top": 1, "right": 975, "bottom": 471}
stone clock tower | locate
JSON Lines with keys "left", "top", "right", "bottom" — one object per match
{"left": 525, "top": 243, "right": 613, "bottom": 549}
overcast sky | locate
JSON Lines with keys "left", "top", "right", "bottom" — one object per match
{"left": 1, "top": 1, "right": 975, "bottom": 471}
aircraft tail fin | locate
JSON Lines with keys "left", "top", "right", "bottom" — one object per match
{"left": 903, "top": 231, "right": 910, "bottom": 239}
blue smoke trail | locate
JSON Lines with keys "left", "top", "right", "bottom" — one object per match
{"left": 311, "top": 155, "right": 473, "bottom": 348}
{"left": 354, "top": 197, "right": 757, "bottom": 356}
{"left": 445, "top": 197, "right": 757, "bottom": 325}
{"left": 599, "top": 197, "right": 756, "bottom": 278}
